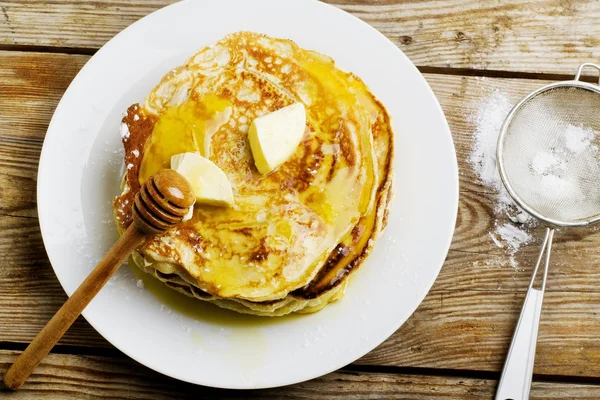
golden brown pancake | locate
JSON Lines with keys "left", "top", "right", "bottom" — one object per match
{"left": 113, "top": 32, "right": 393, "bottom": 316}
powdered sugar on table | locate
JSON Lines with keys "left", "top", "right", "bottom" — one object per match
{"left": 469, "top": 89, "right": 533, "bottom": 269}
{"left": 469, "top": 87, "right": 600, "bottom": 269}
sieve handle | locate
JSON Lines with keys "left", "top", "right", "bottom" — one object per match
{"left": 495, "top": 228, "right": 554, "bottom": 400}
{"left": 575, "top": 63, "right": 600, "bottom": 84}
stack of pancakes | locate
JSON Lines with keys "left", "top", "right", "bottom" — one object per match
{"left": 113, "top": 32, "right": 394, "bottom": 316}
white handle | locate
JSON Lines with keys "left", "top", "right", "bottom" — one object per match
{"left": 495, "top": 288, "right": 543, "bottom": 400}
{"left": 495, "top": 228, "right": 554, "bottom": 400}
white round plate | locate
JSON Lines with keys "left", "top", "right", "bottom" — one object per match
{"left": 38, "top": 0, "right": 458, "bottom": 389}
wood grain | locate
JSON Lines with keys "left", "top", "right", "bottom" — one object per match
{"left": 2, "top": 51, "right": 600, "bottom": 383}
{"left": 1, "top": 350, "right": 600, "bottom": 399}
{"left": 0, "top": 136, "right": 39, "bottom": 218}
{"left": 1, "top": 1, "right": 600, "bottom": 75}
{"left": 0, "top": 215, "right": 108, "bottom": 348}
{"left": 2, "top": 51, "right": 600, "bottom": 376}
{"left": 335, "top": 0, "right": 600, "bottom": 76}
{"left": 3, "top": 168, "right": 195, "bottom": 390}
{"left": 0, "top": 51, "right": 88, "bottom": 141}
{"left": 358, "top": 290, "right": 600, "bottom": 377}
{"left": 2, "top": 51, "right": 599, "bottom": 290}
{"left": 2, "top": 210, "right": 600, "bottom": 377}
{"left": 3, "top": 224, "right": 147, "bottom": 390}
{"left": 1, "top": 1, "right": 599, "bottom": 396}
{"left": 0, "top": 51, "right": 87, "bottom": 218}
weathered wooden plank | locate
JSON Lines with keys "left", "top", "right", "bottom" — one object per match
{"left": 336, "top": 0, "right": 600, "bottom": 76}
{"left": 0, "top": 51, "right": 86, "bottom": 217}
{"left": 1, "top": 350, "right": 599, "bottom": 399}
{"left": 358, "top": 289, "right": 600, "bottom": 377}
{"left": 2, "top": 51, "right": 599, "bottom": 291}
{"left": 2, "top": 53, "right": 600, "bottom": 376}
{"left": 2, "top": 211, "right": 600, "bottom": 376}
{"left": 0, "top": 51, "right": 88, "bottom": 141}
{"left": 424, "top": 72, "right": 600, "bottom": 297}
{"left": 0, "top": 137, "right": 39, "bottom": 218}
{"left": 0, "top": 52, "right": 566, "bottom": 185}
{"left": 0, "top": 216, "right": 109, "bottom": 347}
{"left": 1, "top": 1, "right": 600, "bottom": 75}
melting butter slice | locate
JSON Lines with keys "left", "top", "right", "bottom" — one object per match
{"left": 248, "top": 102, "right": 306, "bottom": 174}
{"left": 170, "top": 152, "right": 235, "bottom": 207}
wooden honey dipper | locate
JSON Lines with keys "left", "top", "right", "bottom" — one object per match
{"left": 3, "top": 169, "right": 195, "bottom": 390}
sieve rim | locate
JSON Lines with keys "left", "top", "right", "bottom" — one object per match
{"left": 497, "top": 79, "right": 600, "bottom": 227}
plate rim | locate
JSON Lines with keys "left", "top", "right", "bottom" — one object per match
{"left": 37, "top": 0, "right": 459, "bottom": 389}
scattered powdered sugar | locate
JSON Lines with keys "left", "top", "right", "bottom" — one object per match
{"left": 468, "top": 90, "right": 515, "bottom": 212}
{"left": 469, "top": 89, "right": 534, "bottom": 269}
{"left": 132, "top": 149, "right": 140, "bottom": 157}
{"left": 136, "top": 279, "right": 144, "bottom": 289}
{"left": 488, "top": 223, "right": 533, "bottom": 270}
{"left": 497, "top": 223, "right": 533, "bottom": 270}
{"left": 120, "top": 122, "right": 130, "bottom": 139}
{"left": 527, "top": 124, "right": 600, "bottom": 213}
{"left": 531, "top": 152, "right": 564, "bottom": 175}
{"left": 540, "top": 174, "right": 573, "bottom": 195}
{"left": 488, "top": 232, "right": 503, "bottom": 248}
{"left": 496, "top": 223, "right": 533, "bottom": 253}
{"left": 471, "top": 89, "right": 600, "bottom": 269}
{"left": 508, "top": 212, "right": 529, "bottom": 224}
{"left": 564, "top": 124, "right": 597, "bottom": 154}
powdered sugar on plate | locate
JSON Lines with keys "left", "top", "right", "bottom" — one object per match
{"left": 469, "top": 89, "right": 534, "bottom": 269}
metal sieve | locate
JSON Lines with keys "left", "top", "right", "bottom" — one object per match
{"left": 495, "top": 63, "right": 600, "bottom": 400}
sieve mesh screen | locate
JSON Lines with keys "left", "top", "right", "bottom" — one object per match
{"left": 499, "top": 86, "right": 600, "bottom": 223}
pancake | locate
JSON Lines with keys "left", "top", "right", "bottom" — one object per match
{"left": 113, "top": 32, "right": 394, "bottom": 316}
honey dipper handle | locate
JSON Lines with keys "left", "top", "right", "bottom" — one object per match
{"left": 3, "top": 223, "right": 146, "bottom": 390}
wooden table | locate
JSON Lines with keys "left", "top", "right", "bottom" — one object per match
{"left": 1, "top": 1, "right": 600, "bottom": 398}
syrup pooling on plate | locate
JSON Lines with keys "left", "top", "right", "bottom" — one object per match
{"left": 113, "top": 32, "right": 394, "bottom": 316}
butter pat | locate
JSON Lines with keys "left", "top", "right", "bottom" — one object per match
{"left": 181, "top": 205, "right": 194, "bottom": 221}
{"left": 248, "top": 102, "right": 306, "bottom": 174}
{"left": 171, "top": 152, "right": 235, "bottom": 207}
